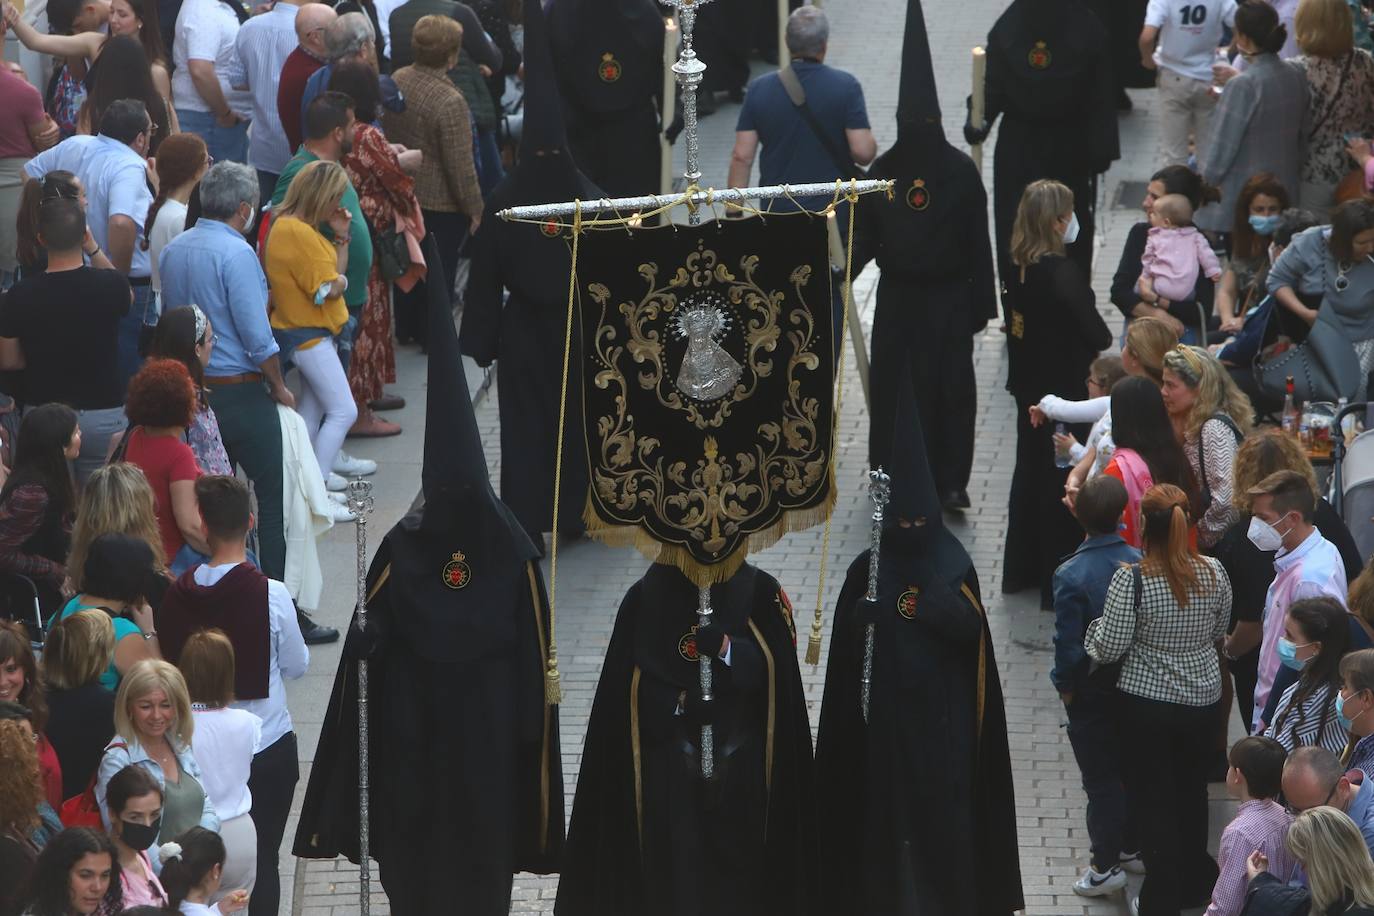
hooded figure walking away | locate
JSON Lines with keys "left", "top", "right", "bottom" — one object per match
{"left": 460, "top": 0, "right": 601, "bottom": 544}
{"left": 291, "top": 233, "right": 564, "bottom": 915}
{"left": 854, "top": 0, "right": 997, "bottom": 513}
{"left": 547, "top": 0, "right": 664, "bottom": 198}
{"left": 814, "top": 364, "right": 1023, "bottom": 916}
{"left": 555, "top": 557, "right": 818, "bottom": 916}
{"left": 964, "top": 0, "right": 1119, "bottom": 301}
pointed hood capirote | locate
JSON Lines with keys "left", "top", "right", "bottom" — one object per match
{"left": 520, "top": 0, "right": 568, "bottom": 158}
{"left": 881, "top": 360, "right": 973, "bottom": 583}
{"left": 875, "top": 0, "right": 957, "bottom": 174}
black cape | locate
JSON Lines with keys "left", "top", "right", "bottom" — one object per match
{"left": 555, "top": 562, "right": 818, "bottom": 916}
{"left": 291, "top": 526, "right": 564, "bottom": 914}
{"left": 814, "top": 528, "right": 1022, "bottom": 915}
{"left": 981, "top": 0, "right": 1119, "bottom": 296}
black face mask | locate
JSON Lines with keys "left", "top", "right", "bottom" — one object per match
{"left": 119, "top": 817, "right": 161, "bottom": 851}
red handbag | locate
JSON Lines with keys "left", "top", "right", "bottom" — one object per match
{"left": 58, "top": 741, "right": 125, "bottom": 828}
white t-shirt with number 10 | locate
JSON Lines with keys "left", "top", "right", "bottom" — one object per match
{"left": 1145, "top": 0, "right": 1239, "bottom": 82}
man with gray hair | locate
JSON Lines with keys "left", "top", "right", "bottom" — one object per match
{"left": 158, "top": 162, "right": 296, "bottom": 610}
{"left": 728, "top": 5, "right": 876, "bottom": 209}
{"left": 1281, "top": 746, "right": 1374, "bottom": 857}
{"left": 298, "top": 11, "right": 403, "bottom": 127}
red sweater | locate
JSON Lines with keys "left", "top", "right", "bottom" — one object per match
{"left": 278, "top": 46, "right": 324, "bottom": 155}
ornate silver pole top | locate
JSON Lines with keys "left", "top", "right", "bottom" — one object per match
{"left": 868, "top": 467, "right": 891, "bottom": 515}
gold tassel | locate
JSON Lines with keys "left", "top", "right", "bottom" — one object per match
{"left": 805, "top": 620, "right": 823, "bottom": 665}
{"left": 545, "top": 652, "right": 563, "bottom": 705}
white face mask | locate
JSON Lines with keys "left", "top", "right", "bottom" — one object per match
{"left": 1063, "top": 212, "right": 1081, "bottom": 245}
{"left": 1247, "top": 514, "right": 1287, "bottom": 553}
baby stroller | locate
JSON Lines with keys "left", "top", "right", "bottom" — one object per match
{"left": 1332, "top": 401, "right": 1374, "bottom": 563}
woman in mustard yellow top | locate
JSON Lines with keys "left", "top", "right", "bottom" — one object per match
{"left": 265, "top": 159, "right": 359, "bottom": 486}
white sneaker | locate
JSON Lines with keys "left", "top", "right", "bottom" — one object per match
{"left": 1119, "top": 851, "right": 1146, "bottom": 875}
{"left": 327, "top": 491, "right": 349, "bottom": 505}
{"left": 326, "top": 472, "right": 347, "bottom": 492}
{"left": 326, "top": 502, "right": 356, "bottom": 523}
{"left": 1072, "top": 865, "right": 1127, "bottom": 897}
{"left": 333, "top": 451, "right": 377, "bottom": 476}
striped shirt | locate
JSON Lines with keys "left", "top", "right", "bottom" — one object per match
{"left": 1265, "top": 681, "right": 1350, "bottom": 754}
{"left": 1204, "top": 799, "right": 1295, "bottom": 916}
{"left": 232, "top": 1, "right": 300, "bottom": 174}
{"left": 1084, "top": 558, "right": 1232, "bottom": 706}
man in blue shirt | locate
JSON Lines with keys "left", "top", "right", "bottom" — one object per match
{"left": 1052, "top": 475, "right": 1143, "bottom": 897}
{"left": 1284, "top": 746, "right": 1374, "bottom": 858}
{"left": 727, "top": 5, "right": 876, "bottom": 213}
{"left": 158, "top": 162, "right": 336, "bottom": 645}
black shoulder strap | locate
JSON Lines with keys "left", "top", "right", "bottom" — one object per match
{"left": 108, "top": 426, "right": 138, "bottom": 465}
{"left": 1132, "top": 563, "right": 1142, "bottom": 614}
{"left": 776, "top": 66, "right": 864, "bottom": 181}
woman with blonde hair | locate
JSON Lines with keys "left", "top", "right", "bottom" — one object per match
{"left": 1161, "top": 344, "right": 1254, "bottom": 549}
{"left": 95, "top": 660, "right": 218, "bottom": 857}
{"left": 1218, "top": 430, "right": 1363, "bottom": 730}
{"left": 67, "top": 463, "right": 168, "bottom": 598}
{"left": 1293, "top": 0, "right": 1374, "bottom": 212}
{"left": 1085, "top": 483, "right": 1231, "bottom": 914}
{"left": 1003, "top": 179, "right": 1113, "bottom": 607}
{"left": 265, "top": 159, "right": 359, "bottom": 499}
{"left": 43, "top": 611, "right": 118, "bottom": 800}
{"left": 178, "top": 630, "right": 258, "bottom": 903}
{"left": 1245, "top": 806, "right": 1374, "bottom": 914}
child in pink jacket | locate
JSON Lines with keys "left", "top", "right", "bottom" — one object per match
{"left": 1139, "top": 193, "right": 1223, "bottom": 304}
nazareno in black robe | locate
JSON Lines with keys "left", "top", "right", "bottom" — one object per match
{"left": 290, "top": 525, "right": 563, "bottom": 915}
{"left": 555, "top": 562, "right": 818, "bottom": 916}
{"left": 813, "top": 529, "right": 1022, "bottom": 916}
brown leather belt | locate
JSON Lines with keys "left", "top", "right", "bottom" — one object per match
{"left": 206, "top": 372, "right": 263, "bottom": 386}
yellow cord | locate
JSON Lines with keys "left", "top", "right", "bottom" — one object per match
{"left": 806, "top": 180, "right": 860, "bottom": 666}
{"left": 544, "top": 201, "right": 582, "bottom": 705}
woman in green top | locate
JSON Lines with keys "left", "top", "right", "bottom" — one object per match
{"left": 54, "top": 534, "right": 163, "bottom": 691}
{"left": 95, "top": 660, "right": 219, "bottom": 851}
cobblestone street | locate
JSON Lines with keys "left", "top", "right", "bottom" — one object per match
{"left": 286, "top": 0, "right": 1247, "bottom": 912}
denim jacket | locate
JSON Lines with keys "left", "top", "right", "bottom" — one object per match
{"left": 1051, "top": 534, "right": 1141, "bottom": 692}
{"left": 95, "top": 735, "right": 220, "bottom": 862}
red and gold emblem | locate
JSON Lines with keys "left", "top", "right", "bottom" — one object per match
{"left": 897, "top": 587, "right": 920, "bottom": 620}
{"left": 905, "top": 179, "right": 930, "bottom": 211}
{"left": 597, "top": 51, "right": 622, "bottom": 83}
{"left": 1027, "top": 41, "right": 1051, "bottom": 69}
{"left": 540, "top": 219, "right": 561, "bottom": 238}
{"left": 678, "top": 626, "right": 699, "bottom": 662}
{"left": 442, "top": 552, "right": 472, "bottom": 590}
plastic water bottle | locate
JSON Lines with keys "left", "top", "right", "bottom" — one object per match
{"left": 1054, "top": 422, "right": 1072, "bottom": 469}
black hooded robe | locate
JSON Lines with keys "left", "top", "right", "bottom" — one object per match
{"left": 460, "top": 179, "right": 599, "bottom": 540}
{"left": 555, "top": 562, "right": 818, "bottom": 916}
{"left": 548, "top": 0, "right": 664, "bottom": 198}
{"left": 291, "top": 526, "right": 563, "bottom": 914}
{"left": 814, "top": 539, "right": 1022, "bottom": 916}
{"left": 293, "top": 233, "right": 564, "bottom": 916}
{"left": 980, "top": 0, "right": 1119, "bottom": 302}
{"left": 856, "top": 138, "right": 997, "bottom": 500}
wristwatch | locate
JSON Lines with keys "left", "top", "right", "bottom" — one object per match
{"left": 140, "top": 629, "right": 158, "bottom": 641}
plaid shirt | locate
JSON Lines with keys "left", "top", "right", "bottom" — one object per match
{"left": 1204, "top": 799, "right": 1295, "bottom": 916}
{"left": 1084, "top": 558, "right": 1231, "bottom": 706}
{"left": 382, "top": 64, "right": 483, "bottom": 217}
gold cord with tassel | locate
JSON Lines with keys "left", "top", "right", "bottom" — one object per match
{"left": 806, "top": 181, "right": 860, "bottom": 666}
{"left": 544, "top": 200, "right": 582, "bottom": 704}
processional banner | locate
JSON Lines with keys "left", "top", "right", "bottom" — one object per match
{"left": 576, "top": 214, "right": 837, "bottom": 584}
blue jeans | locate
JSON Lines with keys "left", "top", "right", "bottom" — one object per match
{"left": 117, "top": 284, "right": 157, "bottom": 394}
{"left": 177, "top": 108, "right": 250, "bottom": 164}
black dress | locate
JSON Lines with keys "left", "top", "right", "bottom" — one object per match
{"left": 1003, "top": 254, "right": 1113, "bottom": 604}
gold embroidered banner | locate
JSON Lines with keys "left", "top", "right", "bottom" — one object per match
{"left": 576, "top": 214, "right": 837, "bottom": 584}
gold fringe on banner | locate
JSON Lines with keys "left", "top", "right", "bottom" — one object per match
{"left": 544, "top": 200, "right": 584, "bottom": 706}
{"left": 806, "top": 181, "right": 861, "bottom": 666}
